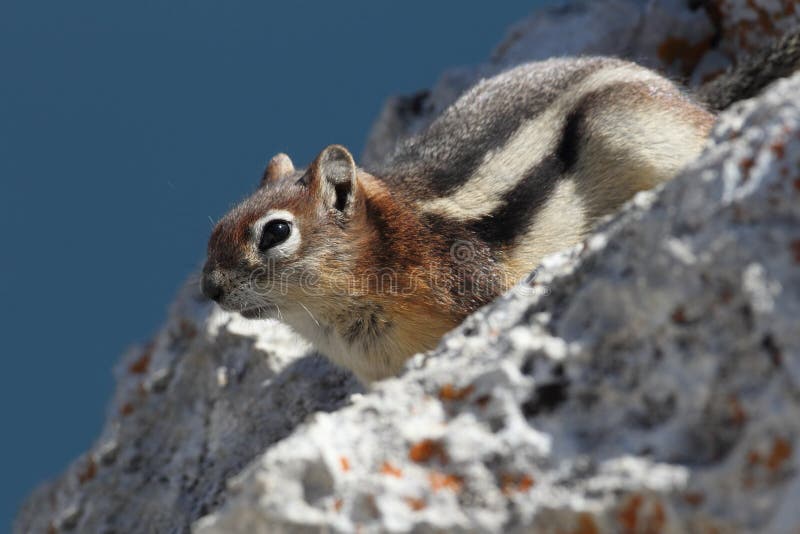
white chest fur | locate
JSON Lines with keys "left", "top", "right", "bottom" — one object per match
{"left": 282, "top": 308, "right": 398, "bottom": 384}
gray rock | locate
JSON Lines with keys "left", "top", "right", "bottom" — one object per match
{"left": 16, "top": 1, "right": 800, "bottom": 533}
{"left": 14, "top": 287, "right": 361, "bottom": 534}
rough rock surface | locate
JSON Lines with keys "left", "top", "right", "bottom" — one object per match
{"left": 16, "top": 1, "right": 800, "bottom": 533}
{"left": 14, "top": 291, "right": 361, "bottom": 533}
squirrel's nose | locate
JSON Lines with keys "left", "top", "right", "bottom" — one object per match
{"left": 201, "top": 272, "right": 224, "bottom": 302}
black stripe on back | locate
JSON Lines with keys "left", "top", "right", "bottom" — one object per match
{"left": 555, "top": 106, "right": 585, "bottom": 172}
{"left": 377, "top": 60, "right": 614, "bottom": 200}
{"left": 466, "top": 154, "right": 564, "bottom": 245}
{"left": 465, "top": 95, "right": 594, "bottom": 246}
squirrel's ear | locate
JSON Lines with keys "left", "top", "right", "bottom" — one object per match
{"left": 312, "top": 145, "right": 358, "bottom": 214}
{"left": 260, "top": 153, "right": 295, "bottom": 186}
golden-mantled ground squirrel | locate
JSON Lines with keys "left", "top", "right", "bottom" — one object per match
{"left": 202, "top": 41, "right": 799, "bottom": 383}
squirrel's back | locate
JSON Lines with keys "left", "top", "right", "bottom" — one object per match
{"left": 376, "top": 57, "right": 713, "bottom": 280}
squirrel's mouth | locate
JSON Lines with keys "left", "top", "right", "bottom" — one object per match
{"left": 239, "top": 306, "right": 273, "bottom": 319}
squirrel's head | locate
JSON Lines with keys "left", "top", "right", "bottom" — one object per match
{"left": 201, "top": 144, "right": 368, "bottom": 318}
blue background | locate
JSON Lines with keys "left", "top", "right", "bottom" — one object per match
{"left": 0, "top": 1, "right": 554, "bottom": 528}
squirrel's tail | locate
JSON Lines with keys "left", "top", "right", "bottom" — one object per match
{"left": 697, "top": 27, "right": 800, "bottom": 111}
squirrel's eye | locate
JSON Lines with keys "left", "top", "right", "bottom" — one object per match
{"left": 259, "top": 219, "right": 291, "bottom": 251}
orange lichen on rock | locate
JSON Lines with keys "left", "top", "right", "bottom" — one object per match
{"left": 618, "top": 494, "right": 666, "bottom": 534}
{"left": 766, "top": 437, "right": 792, "bottom": 472}
{"left": 518, "top": 474, "right": 535, "bottom": 492}
{"left": 573, "top": 513, "right": 600, "bottom": 534}
{"left": 333, "top": 498, "right": 343, "bottom": 512}
{"left": 339, "top": 456, "right": 351, "bottom": 472}
{"left": 438, "top": 383, "right": 475, "bottom": 401}
{"left": 790, "top": 239, "right": 800, "bottom": 264}
{"left": 683, "top": 492, "right": 705, "bottom": 507}
{"left": 176, "top": 318, "right": 198, "bottom": 339}
{"left": 404, "top": 497, "right": 426, "bottom": 511}
{"left": 770, "top": 141, "right": 786, "bottom": 158}
{"left": 380, "top": 461, "right": 403, "bottom": 478}
{"left": 500, "top": 473, "right": 535, "bottom": 495}
{"left": 128, "top": 346, "right": 153, "bottom": 375}
{"left": 77, "top": 456, "right": 97, "bottom": 484}
{"left": 428, "top": 471, "right": 464, "bottom": 493}
{"left": 671, "top": 307, "right": 689, "bottom": 325}
{"left": 728, "top": 396, "right": 747, "bottom": 426}
{"left": 652, "top": 501, "right": 666, "bottom": 532}
{"left": 715, "top": 0, "right": 798, "bottom": 53}
{"left": 409, "top": 439, "right": 448, "bottom": 464}
{"left": 474, "top": 394, "right": 491, "bottom": 408}
{"left": 618, "top": 494, "right": 644, "bottom": 533}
